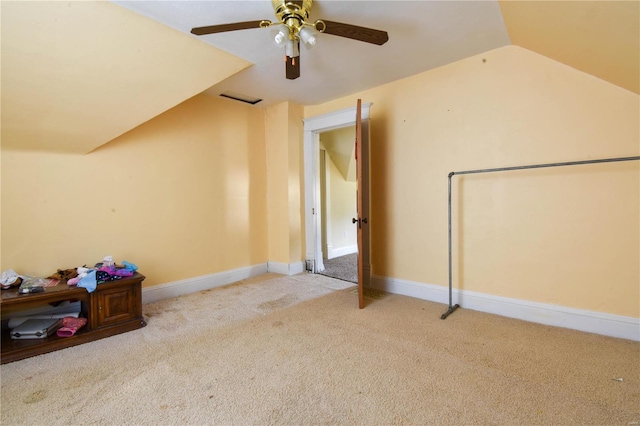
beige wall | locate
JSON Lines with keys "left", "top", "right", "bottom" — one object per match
{"left": 265, "top": 102, "right": 291, "bottom": 263}
{"left": 288, "top": 102, "right": 304, "bottom": 264}
{"left": 1, "top": 94, "right": 267, "bottom": 287}
{"left": 265, "top": 101, "right": 305, "bottom": 265}
{"left": 327, "top": 156, "right": 358, "bottom": 254}
{"left": 305, "top": 45, "right": 639, "bottom": 318}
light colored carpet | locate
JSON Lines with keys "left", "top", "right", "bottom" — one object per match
{"left": 1, "top": 272, "right": 638, "bottom": 425}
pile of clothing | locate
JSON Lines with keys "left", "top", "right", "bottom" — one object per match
{"left": 1, "top": 256, "right": 138, "bottom": 294}
{"left": 65, "top": 256, "right": 139, "bottom": 293}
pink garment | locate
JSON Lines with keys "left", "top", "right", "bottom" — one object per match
{"left": 67, "top": 277, "right": 80, "bottom": 286}
{"left": 99, "top": 266, "right": 117, "bottom": 275}
{"left": 57, "top": 317, "right": 88, "bottom": 337}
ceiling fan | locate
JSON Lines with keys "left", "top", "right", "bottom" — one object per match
{"left": 191, "top": 0, "right": 389, "bottom": 80}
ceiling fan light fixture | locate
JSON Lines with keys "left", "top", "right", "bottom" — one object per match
{"left": 299, "top": 26, "right": 317, "bottom": 47}
{"left": 272, "top": 24, "right": 290, "bottom": 46}
{"left": 190, "top": 0, "right": 389, "bottom": 80}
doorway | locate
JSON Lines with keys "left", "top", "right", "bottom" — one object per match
{"left": 303, "top": 103, "right": 371, "bottom": 286}
{"left": 318, "top": 128, "right": 358, "bottom": 283}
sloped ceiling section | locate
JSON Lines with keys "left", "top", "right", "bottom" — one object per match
{"left": 499, "top": 0, "right": 639, "bottom": 94}
{"left": 1, "top": 1, "right": 251, "bottom": 154}
{"left": 321, "top": 126, "right": 356, "bottom": 183}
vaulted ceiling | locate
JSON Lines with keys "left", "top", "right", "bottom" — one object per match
{"left": 499, "top": 0, "right": 639, "bottom": 94}
{"left": 2, "top": 1, "right": 638, "bottom": 154}
{"left": 1, "top": 1, "right": 250, "bottom": 154}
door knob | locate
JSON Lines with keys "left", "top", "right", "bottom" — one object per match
{"left": 352, "top": 218, "right": 358, "bottom": 224}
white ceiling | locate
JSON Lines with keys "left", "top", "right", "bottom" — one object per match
{"left": 112, "top": 0, "right": 511, "bottom": 107}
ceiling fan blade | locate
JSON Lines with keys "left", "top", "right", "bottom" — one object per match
{"left": 286, "top": 54, "right": 300, "bottom": 80}
{"left": 191, "top": 20, "right": 264, "bottom": 36}
{"left": 320, "top": 20, "right": 389, "bottom": 45}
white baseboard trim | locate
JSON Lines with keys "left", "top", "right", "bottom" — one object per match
{"left": 267, "top": 261, "right": 305, "bottom": 276}
{"left": 142, "top": 263, "right": 268, "bottom": 305}
{"left": 328, "top": 244, "right": 358, "bottom": 259}
{"left": 370, "top": 274, "right": 640, "bottom": 342}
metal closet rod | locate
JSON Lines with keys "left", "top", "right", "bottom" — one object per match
{"left": 442, "top": 155, "right": 640, "bottom": 320}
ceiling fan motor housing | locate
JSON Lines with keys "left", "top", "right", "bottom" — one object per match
{"left": 273, "top": 0, "right": 312, "bottom": 33}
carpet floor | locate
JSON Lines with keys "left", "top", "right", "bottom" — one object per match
{"left": 1, "top": 272, "right": 638, "bottom": 425}
{"left": 318, "top": 253, "right": 358, "bottom": 283}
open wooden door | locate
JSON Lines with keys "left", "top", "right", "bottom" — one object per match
{"left": 354, "top": 99, "right": 370, "bottom": 309}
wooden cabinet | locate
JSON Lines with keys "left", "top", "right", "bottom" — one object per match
{"left": 94, "top": 279, "right": 141, "bottom": 328}
{"left": 1, "top": 273, "right": 145, "bottom": 364}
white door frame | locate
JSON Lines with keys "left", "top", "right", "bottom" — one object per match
{"left": 303, "top": 103, "right": 372, "bottom": 272}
